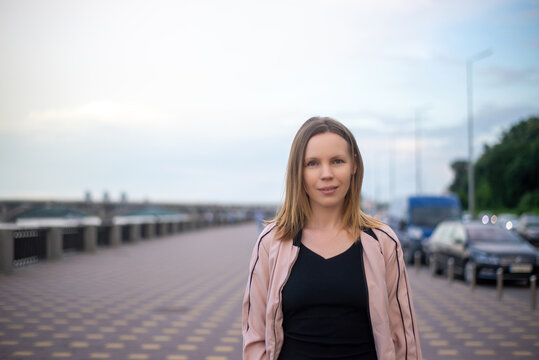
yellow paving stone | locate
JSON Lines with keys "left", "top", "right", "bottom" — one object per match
{"left": 1, "top": 340, "right": 18, "bottom": 345}
{"left": 422, "top": 333, "right": 440, "bottom": 339}
{"left": 113, "top": 320, "right": 128, "bottom": 326}
{"left": 35, "top": 341, "right": 53, "bottom": 347}
{"left": 132, "top": 327, "right": 148, "bottom": 333}
{"left": 87, "top": 334, "right": 104, "bottom": 340}
{"left": 530, "top": 321, "right": 539, "bottom": 326}
{"left": 68, "top": 326, "right": 85, "bottom": 331}
{"left": 172, "top": 321, "right": 188, "bottom": 327}
{"left": 53, "top": 319, "right": 68, "bottom": 325}
{"left": 12, "top": 351, "right": 34, "bottom": 356}
{"left": 455, "top": 333, "right": 473, "bottom": 339}
{"left": 187, "top": 336, "right": 205, "bottom": 342}
{"left": 120, "top": 335, "right": 137, "bottom": 341}
{"left": 52, "top": 352, "right": 72, "bottom": 358}
{"left": 0, "top": 317, "right": 9, "bottom": 322}
{"left": 214, "top": 346, "right": 234, "bottom": 352}
{"left": 53, "top": 333, "right": 70, "bottom": 339}
{"left": 437, "top": 349, "right": 458, "bottom": 356}
{"left": 464, "top": 341, "right": 483, "bottom": 347}
{"left": 67, "top": 313, "right": 82, "bottom": 319}
{"left": 90, "top": 353, "right": 111, "bottom": 359}
{"left": 83, "top": 320, "right": 98, "bottom": 325}
{"left": 522, "top": 334, "right": 537, "bottom": 339}
{"left": 38, "top": 325, "right": 54, "bottom": 331}
{"left": 512, "top": 351, "right": 533, "bottom": 356}
{"left": 196, "top": 329, "right": 212, "bottom": 335}
{"left": 142, "top": 321, "right": 158, "bottom": 327}
{"left": 163, "top": 328, "right": 179, "bottom": 334}
{"left": 203, "top": 322, "right": 218, "bottom": 328}
{"left": 178, "top": 344, "right": 197, "bottom": 351}
{"left": 447, "top": 327, "right": 463, "bottom": 333}
{"left": 509, "top": 327, "right": 525, "bottom": 333}
{"left": 206, "top": 357, "right": 227, "bottom": 360}
{"left": 141, "top": 344, "right": 160, "bottom": 350}
{"left": 100, "top": 327, "right": 116, "bottom": 332}
{"left": 477, "top": 327, "right": 494, "bottom": 333}
{"left": 13, "top": 312, "right": 27, "bottom": 317}
{"left": 430, "top": 340, "right": 449, "bottom": 346}
{"left": 488, "top": 334, "right": 505, "bottom": 340}
{"left": 70, "top": 341, "right": 89, "bottom": 348}
{"left": 128, "top": 355, "right": 149, "bottom": 360}
{"left": 106, "top": 343, "right": 125, "bottom": 349}
{"left": 20, "top": 332, "right": 37, "bottom": 337}
{"left": 475, "top": 349, "right": 495, "bottom": 355}
{"left": 40, "top": 313, "right": 54, "bottom": 318}
{"left": 232, "top": 323, "right": 241, "bottom": 328}
{"left": 8, "top": 324, "right": 23, "bottom": 329}
{"left": 24, "top": 318, "right": 39, "bottom": 324}
{"left": 500, "top": 341, "right": 517, "bottom": 347}
{"left": 167, "top": 356, "right": 188, "bottom": 360}
{"left": 153, "top": 335, "right": 171, "bottom": 341}
{"left": 220, "top": 337, "right": 239, "bottom": 343}
{"left": 226, "top": 330, "right": 241, "bottom": 335}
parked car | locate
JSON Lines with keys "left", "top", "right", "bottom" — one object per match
{"left": 517, "top": 214, "right": 539, "bottom": 247}
{"left": 387, "top": 195, "right": 461, "bottom": 264}
{"left": 426, "top": 221, "right": 538, "bottom": 283}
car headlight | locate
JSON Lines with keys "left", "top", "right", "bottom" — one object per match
{"left": 473, "top": 251, "right": 500, "bottom": 265}
{"left": 407, "top": 226, "right": 423, "bottom": 241}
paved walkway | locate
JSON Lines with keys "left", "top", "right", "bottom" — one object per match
{"left": 1, "top": 223, "right": 538, "bottom": 359}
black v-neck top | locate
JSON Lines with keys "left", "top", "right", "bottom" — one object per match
{"left": 278, "top": 239, "right": 377, "bottom": 360}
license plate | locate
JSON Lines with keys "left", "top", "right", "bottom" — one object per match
{"left": 510, "top": 264, "right": 532, "bottom": 273}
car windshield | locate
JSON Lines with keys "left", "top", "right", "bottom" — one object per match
{"left": 410, "top": 206, "right": 460, "bottom": 228}
{"left": 467, "top": 226, "right": 523, "bottom": 243}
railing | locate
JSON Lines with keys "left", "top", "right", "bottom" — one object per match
{"left": 0, "top": 213, "right": 229, "bottom": 275}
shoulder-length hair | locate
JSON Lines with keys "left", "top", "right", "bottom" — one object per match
{"left": 272, "top": 116, "right": 383, "bottom": 240}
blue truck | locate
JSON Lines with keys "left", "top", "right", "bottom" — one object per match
{"left": 387, "top": 195, "right": 462, "bottom": 264}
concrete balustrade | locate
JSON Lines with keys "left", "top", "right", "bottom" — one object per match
{"left": 0, "top": 215, "right": 240, "bottom": 274}
{"left": 0, "top": 230, "right": 13, "bottom": 274}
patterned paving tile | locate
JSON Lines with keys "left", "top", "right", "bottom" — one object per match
{"left": 1, "top": 223, "right": 538, "bottom": 359}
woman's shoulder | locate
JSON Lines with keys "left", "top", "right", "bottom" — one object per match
{"left": 257, "top": 222, "right": 279, "bottom": 246}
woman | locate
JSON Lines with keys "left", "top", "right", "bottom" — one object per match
{"left": 242, "top": 117, "right": 422, "bottom": 360}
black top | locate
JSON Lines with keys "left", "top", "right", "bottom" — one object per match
{"left": 278, "top": 239, "right": 377, "bottom": 360}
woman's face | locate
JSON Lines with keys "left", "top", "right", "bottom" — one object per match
{"left": 302, "top": 132, "right": 355, "bottom": 212}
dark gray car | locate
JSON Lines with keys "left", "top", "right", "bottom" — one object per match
{"left": 426, "top": 221, "right": 538, "bottom": 283}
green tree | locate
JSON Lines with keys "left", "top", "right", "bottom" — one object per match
{"left": 448, "top": 116, "right": 539, "bottom": 214}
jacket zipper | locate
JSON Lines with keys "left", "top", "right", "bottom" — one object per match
{"left": 273, "top": 245, "right": 300, "bottom": 360}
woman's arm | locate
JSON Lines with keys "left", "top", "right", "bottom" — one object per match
{"left": 242, "top": 230, "right": 271, "bottom": 360}
{"left": 378, "top": 226, "right": 422, "bottom": 360}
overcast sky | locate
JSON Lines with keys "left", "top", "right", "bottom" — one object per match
{"left": 1, "top": 0, "right": 538, "bottom": 205}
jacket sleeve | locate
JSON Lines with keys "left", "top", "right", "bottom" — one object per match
{"left": 242, "top": 230, "right": 271, "bottom": 360}
{"left": 380, "top": 226, "right": 422, "bottom": 360}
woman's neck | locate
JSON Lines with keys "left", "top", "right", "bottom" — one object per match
{"left": 306, "top": 204, "right": 344, "bottom": 231}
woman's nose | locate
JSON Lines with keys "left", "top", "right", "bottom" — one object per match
{"left": 320, "top": 164, "right": 333, "bottom": 179}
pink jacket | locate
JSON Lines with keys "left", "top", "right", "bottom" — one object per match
{"left": 242, "top": 223, "right": 422, "bottom": 360}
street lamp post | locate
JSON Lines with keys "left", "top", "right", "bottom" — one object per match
{"left": 467, "top": 48, "right": 492, "bottom": 219}
{"left": 415, "top": 105, "right": 431, "bottom": 195}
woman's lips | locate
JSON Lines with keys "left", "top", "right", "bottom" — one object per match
{"left": 319, "top": 186, "right": 338, "bottom": 195}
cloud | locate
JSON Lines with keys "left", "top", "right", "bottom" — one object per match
{"left": 480, "top": 66, "right": 539, "bottom": 86}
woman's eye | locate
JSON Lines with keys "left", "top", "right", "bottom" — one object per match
{"left": 333, "top": 159, "right": 344, "bottom": 164}
{"left": 306, "top": 161, "right": 317, "bottom": 167}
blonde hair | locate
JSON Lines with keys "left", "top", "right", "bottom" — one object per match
{"left": 271, "top": 116, "right": 383, "bottom": 240}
